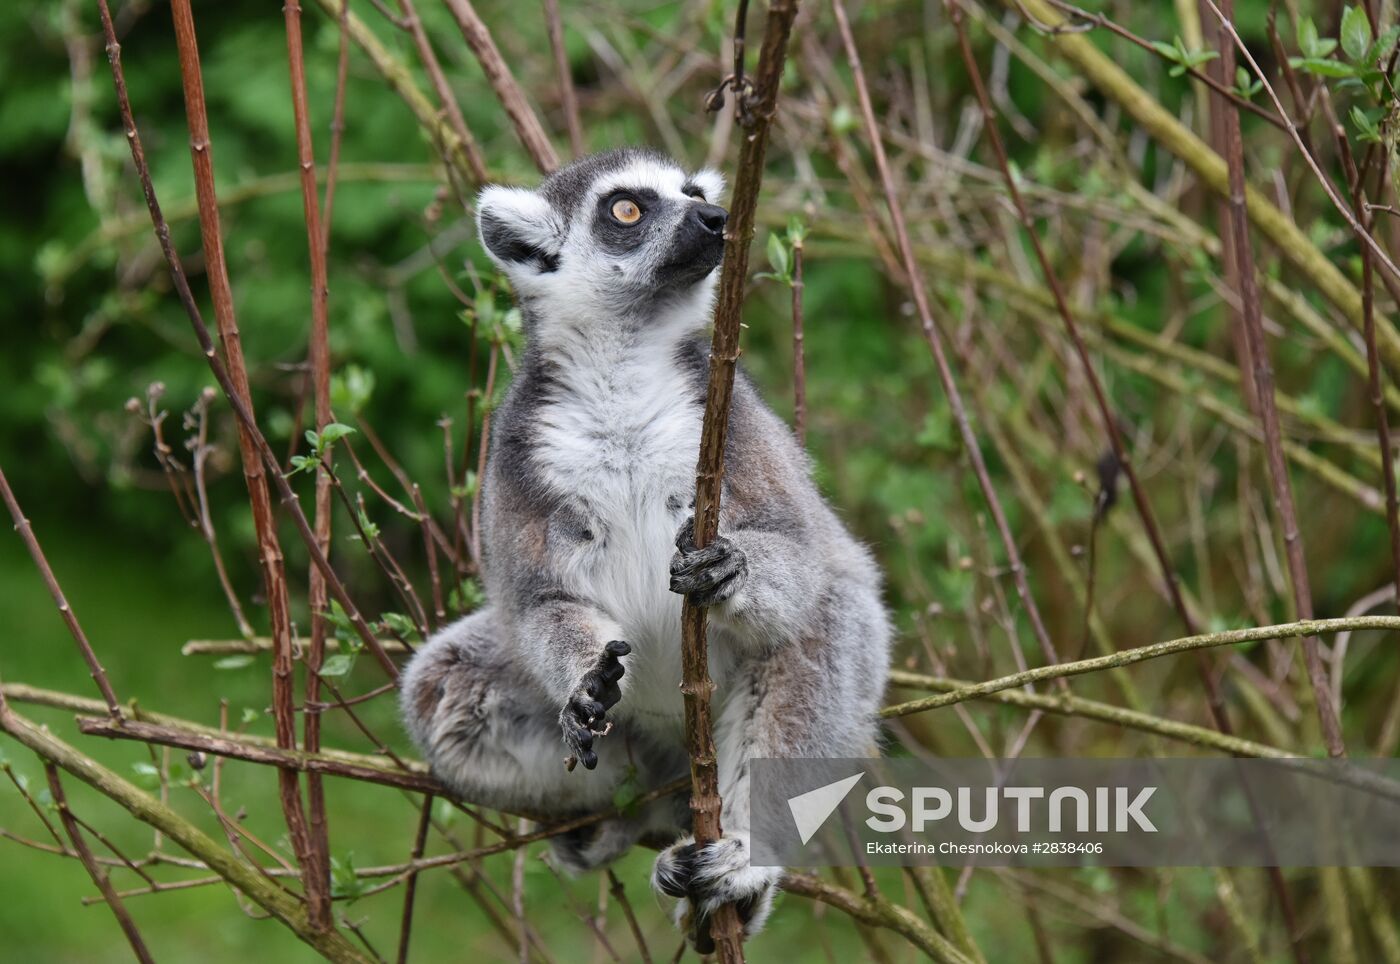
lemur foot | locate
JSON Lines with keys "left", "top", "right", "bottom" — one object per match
{"left": 559, "top": 640, "right": 629, "bottom": 771}
{"left": 669, "top": 516, "right": 748, "bottom": 605}
{"left": 651, "top": 832, "right": 780, "bottom": 951}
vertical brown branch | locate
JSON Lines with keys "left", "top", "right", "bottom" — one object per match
{"left": 283, "top": 0, "right": 338, "bottom": 931}
{"left": 829, "top": 0, "right": 1064, "bottom": 673}
{"left": 97, "top": 0, "right": 398, "bottom": 680}
{"left": 791, "top": 233, "right": 806, "bottom": 446}
{"left": 395, "top": 795, "right": 434, "bottom": 964}
{"left": 0, "top": 465, "right": 120, "bottom": 715}
{"left": 542, "top": 0, "right": 585, "bottom": 157}
{"left": 320, "top": 0, "right": 352, "bottom": 252}
{"left": 680, "top": 0, "right": 800, "bottom": 960}
{"left": 167, "top": 0, "right": 317, "bottom": 917}
{"left": 441, "top": 0, "right": 561, "bottom": 173}
{"left": 1206, "top": 0, "right": 1345, "bottom": 757}
{"left": 43, "top": 764, "right": 155, "bottom": 964}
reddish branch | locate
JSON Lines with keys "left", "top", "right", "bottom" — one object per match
{"left": 0, "top": 465, "right": 120, "bottom": 715}
{"left": 441, "top": 0, "right": 561, "bottom": 173}
{"left": 166, "top": 0, "right": 318, "bottom": 917}
{"left": 395, "top": 796, "right": 435, "bottom": 964}
{"left": 1205, "top": 0, "right": 1345, "bottom": 757}
{"left": 679, "top": 0, "right": 800, "bottom": 959}
{"left": 44, "top": 765, "right": 155, "bottom": 964}
{"left": 96, "top": 0, "right": 398, "bottom": 681}
{"left": 283, "top": 0, "right": 338, "bottom": 930}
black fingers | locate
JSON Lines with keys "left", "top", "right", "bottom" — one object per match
{"left": 669, "top": 534, "right": 747, "bottom": 602}
{"left": 561, "top": 642, "right": 631, "bottom": 771}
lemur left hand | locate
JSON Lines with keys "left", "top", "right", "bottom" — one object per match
{"left": 559, "top": 639, "right": 629, "bottom": 770}
{"left": 669, "top": 516, "right": 748, "bottom": 605}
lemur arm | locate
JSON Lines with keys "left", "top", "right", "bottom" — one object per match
{"left": 511, "top": 590, "right": 627, "bottom": 704}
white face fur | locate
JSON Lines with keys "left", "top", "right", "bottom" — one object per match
{"left": 475, "top": 150, "right": 727, "bottom": 347}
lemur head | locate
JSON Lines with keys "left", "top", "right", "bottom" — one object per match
{"left": 475, "top": 148, "right": 727, "bottom": 340}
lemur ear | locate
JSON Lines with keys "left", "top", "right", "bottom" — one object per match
{"left": 691, "top": 169, "right": 726, "bottom": 204}
{"left": 476, "top": 186, "right": 564, "bottom": 277}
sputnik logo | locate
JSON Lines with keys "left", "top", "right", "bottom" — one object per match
{"left": 787, "top": 772, "right": 865, "bottom": 845}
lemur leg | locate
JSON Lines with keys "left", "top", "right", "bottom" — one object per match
{"left": 401, "top": 609, "right": 684, "bottom": 871}
{"left": 652, "top": 577, "right": 890, "bottom": 946}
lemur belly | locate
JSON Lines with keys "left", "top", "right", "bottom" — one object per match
{"left": 531, "top": 345, "right": 709, "bottom": 732}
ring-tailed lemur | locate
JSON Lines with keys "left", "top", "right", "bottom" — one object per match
{"left": 400, "top": 147, "right": 891, "bottom": 945}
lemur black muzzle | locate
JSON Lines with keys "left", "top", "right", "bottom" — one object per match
{"left": 656, "top": 202, "right": 728, "bottom": 287}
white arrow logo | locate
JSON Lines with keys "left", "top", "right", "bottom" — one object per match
{"left": 787, "top": 772, "right": 865, "bottom": 845}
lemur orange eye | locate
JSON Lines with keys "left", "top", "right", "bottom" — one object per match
{"left": 611, "top": 198, "right": 642, "bottom": 224}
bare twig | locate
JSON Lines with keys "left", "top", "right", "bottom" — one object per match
{"left": 881, "top": 616, "right": 1400, "bottom": 718}
{"left": 1204, "top": 0, "right": 1345, "bottom": 758}
{"left": 441, "top": 0, "right": 561, "bottom": 173}
{"left": 542, "top": 0, "right": 585, "bottom": 156}
{"left": 43, "top": 764, "right": 155, "bottom": 964}
{"left": 395, "top": 795, "right": 434, "bottom": 964}
{"left": 0, "top": 465, "right": 120, "bottom": 715}
{"left": 283, "top": 0, "right": 338, "bottom": 929}
{"left": 791, "top": 228, "right": 806, "bottom": 445}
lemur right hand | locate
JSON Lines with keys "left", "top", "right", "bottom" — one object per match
{"left": 559, "top": 640, "right": 630, "bottom": 771}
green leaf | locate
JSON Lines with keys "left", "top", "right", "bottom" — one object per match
{"left": 130, "top": 762, "right": 160, "bottom": 790}
{"left": 319, "top": 653, "right": 355, "bottom": 678}
{"left": 318, "top": 422, "right": 356, "bottom": 447}
{"left": 1370, "top": 25, "right": 1400, "bottom": 61}
{"left": 241, "top": 707, "right": 260, "bottom": 724}
{"left": 1297, "top": 16, "right": 1321, "bottom": 57}
{"left": 830, "top": 103, "right": 857, "bottom": 135}
{"left": 1342, "top": 5, "right": 1373, "bottom": 60}
{"left": 1351, "top": 105, "right": 1382, "bottom": 142}
{"left": 1151, "top": 39, "right": 1181, "bottom": 62}
{"left": 766, "top": 231, "right": 790, "bottom": 279}
{"left": 380, "top": 612, "right": 418, "bottom": 639}
{"left": 331, "top": 853, "right": 367, "bottom": 902}
{"left": 213, "top": 655, "right": 255, "bottom": 670}
{"left": 1294, "top": 57, "right": 1355, "bottom": 77}
{"left": 288, "top": 454, "right": 318, "bottom": 476}
{"left": 330, "top": 366, "right": 375, "bottom": 416}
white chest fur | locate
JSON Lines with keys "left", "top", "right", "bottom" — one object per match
{"left": 530, "top": 334, "right": 703, "bottom": 726}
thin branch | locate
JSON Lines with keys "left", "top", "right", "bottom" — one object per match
{"left": 43, "top": 764, "right": 155, "bottom": 964}
{"left": 0, "top": 465, "right": 120, "bottom": 715}
{"left": 1203, "top": 0, "right": 1344, "bottom": 757}
{"left": 881, "top": 616, "right": 1400, "bottom": 718}
{"left": 440, "top": 0, "right": 561, "bottom": 173}
{"left": 679, "top": 0, "right": 800, "bottom": 958}
{"left": 542, "top": 0, "right": 585, "bottom": 156}
{"left": 394, "top": 795, "right": 433, "bottom": 964}
{"left": 283, "top": 0, "right": 338, "bottom": 929}
{"left": 781, "top": 873, "right": 974, "bottom": 963}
